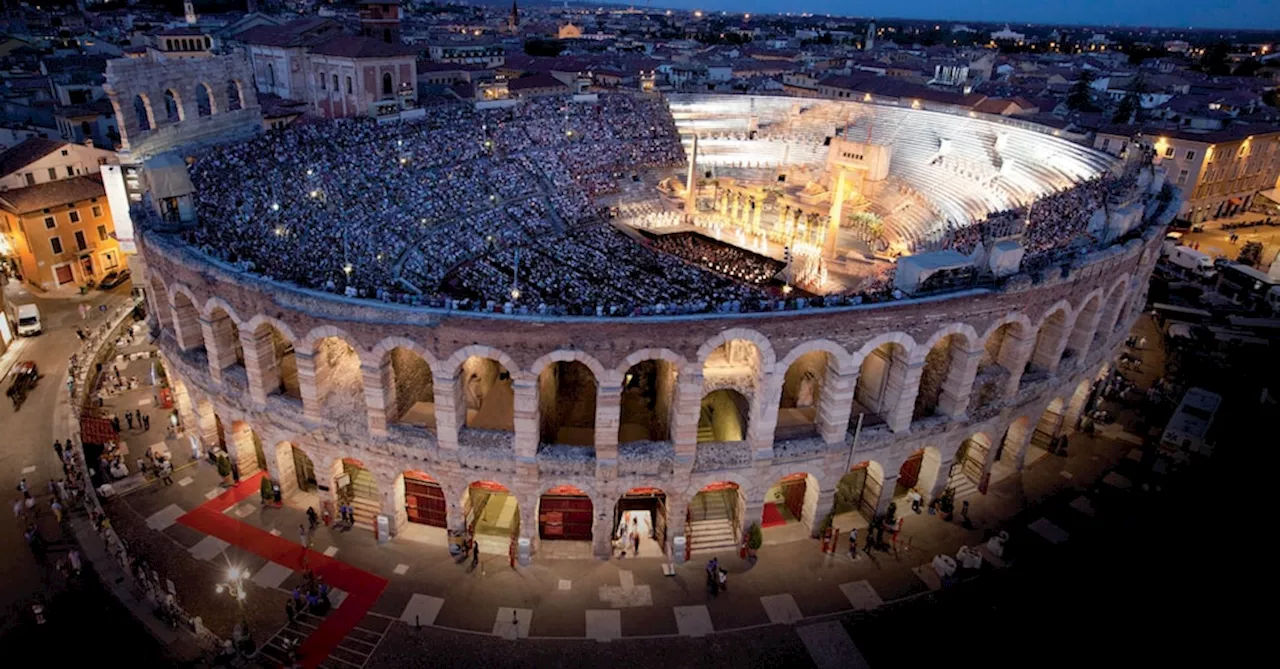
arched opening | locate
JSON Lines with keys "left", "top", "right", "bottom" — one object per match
{"left": 975, "top": 321, "right": 1026, "bottom": 404}
{"left": 1114, "top": 288, "right": 1136, "bottom": 335}
{"left": 273, "top": 441, "right": 316, "bottom": 501}
{"left": 993, "top": 416, "right": 1031, "bottom": 481}
{"left": 226, "top": 80, "right": 243, "bottom": 111}
{"left": 213, "top": 414, "right": 228, "bottom": 451}
{"left": 207, "top": 306, "right": 243, "bottom": 370}
{"left": 538, "top": 361, "right": 596, "bottom": 446}
{"left": 462, "top": 481, "right": 519, "bottom": 556}
{"left": 382, "top": 72, "right": 393, "bottom": 96}
{"left": 266, "top": 63, "right": 276, "bottom": 87}
{"left": 335, "top": 457, "right": 379, "bottom": 530}
{"left": 229, "top": 421, "right": 266, "bottom": 476}
{"left": 196, "top": 82, "right": 214, "bottom": 117}
{"left": 1066, "top": 377, "right": 1094, "bottom": 432}
{"left": 402, "top": 470, "right": 446, "bottom": 527}
{"left": 170, "top": 292, "right": 202, "bottom": 353}
{"left": 1030, "top": 309, "right": 1070, "bottom": 373}
{"left": 387, "top": 348, "right": 435, "bottom": 429}
{"left": 538, "top": 485, "right": 593, "bottom": 558}
{"left": 459, "top": 356, "right": 514, "bottom": 431}
{"left": 196, "top": 399, "right": 218, "bottom": 453}
{"left": 761, "top": 472, "right": 820, "bottom": 542}
{"left": 312, "top": 336, "right": 362, "bottom": 413}
{"left": 1070, "top": 296, "right": 1101, "bottom": 357}
{"left": 946, "top": 433, "right": 991, "bottom": 499}
{"left": 253, "top": 323, "right": 300, "bottom": 399}
{"left": 831, "top": 461, "right": 883, "bottom": 532}
{"left": 894, "top": 447, "right": 942, "bottom": 507}
{"left": 1028, "top": 398, "right": 1066, "bottom": 466}
{"left": 688, "top": 481, "right": 744, "bottom": 556}
{"left": 776, "top": 351, "right": 828, "bottom": 440}
{"left": 149, "top": 278, "right": 169, "bottom": 330}
{"left": 614, "top": 487, "right": 667, "bottom": 557}
{"left": 913, "top": 334, "right": 970, "bottom": 421}
{"left": 618, "top": 360, "right": 677, "bottom": 443}
{"left": 163, "top": 89, "right": 182, "bottom": 122}
{"left": 697, "top": 389, "right": 749, "bottom": 443}
{"left": 852, "top": 342, "right": 910, "bottom": 427}
{"left": 133, "top": 94, "right": 153, "bottom": 131}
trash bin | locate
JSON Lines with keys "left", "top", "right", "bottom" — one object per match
{"left": 672, "top": 536, "right": 687, "bottom": 565}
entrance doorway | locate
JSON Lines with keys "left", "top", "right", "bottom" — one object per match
{"left": 54, "top": 264, "right": 74, "bottom": 285}
{"left": 336, "top": 458, "right": 379, "bottom": 530}
{"left": 614, "top": 487, "right": 667, "bottom": 557}
{"left": 947, "top": 434, "right": 990, "bottom": 499}
{"left": 292, "top": 447, "right": 316, "bottom": 492}
{"left": 404, "top": 471, "right": 446, "bottom": 527}
{"left": 537, "top": 485, "right": 593, "bottom": 541}
{"left": 761, "top": 472, "right": 819, "bottom": 543}
{"left": 688, "top": 482, "right": 742, "bottom": 556}
{"left": 831, "top": 461, "right": 883, "bottom": 532}
{"left": 463, "top": 481, "right": 519, "bottom": 557}
{"left": 1029, "top": 398, "right": 1065, "bottom": 465}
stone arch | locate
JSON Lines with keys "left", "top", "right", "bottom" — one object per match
{"left": 775, "top": 349, "right": 832, "bottom": 440}
{"left": 397, "top": 469, "right": 449, "bottom": 529}
{"left": 778, "top": 339, "right": 855, "bottom": 375}
{"left": 832, "top": 460, "right": 885, "bottom": 528}
{"left": 246, "top": 317, "right": 301, "bottom": 399}
{"left": 133, "top": 94, "right": 154, "bottom": 131}
{"left": 163, "top": 88, "right": 183, "bottom": 122}
{"left": 195, "top": 81, "right": 215, "bottom": 116}
{"left": 334, "top": 457, "right": 381, "bottom": 530}
{"left": 1030, "top": 301, "right": 1075, "bottom": 373}
{"left": 529, "top": 349, "right": 608, "bottom": 383}
{"left": 451, "top": 350, "right": 516, "bottom": 432}
{"left": 382, "top": 71, "right": 394, "bottom": 97}
{"left": 1067, "top": 290, "right": 1104, "bottom": 360}
{"left": 686, "top": 480, "right": 748, "bottom": 556}
{"left": 299, "top": 325, "right": 365, "bottom": 359}
{"left": 227, "top": 80, "right": 243, "bottom": 111}
{"left": 228, "top": 420, "right": 267, "bottom": 476}
{"left": 698, "top": 388, "right": 749, "bottom": 443}
{"left": 443, "top": 344, "right": 524, "bottom": 383}
{"left": 147, "top": 274, "right": 169, "bottom": 330}
{"left": 895, "top": 445, "right": 943, "bottom": 503}
{"left": 994, "top": 414, "right": 1033, "bottom": 476}
{"left": 697, "top": 327, "right": 777, "bottom": 372}
{"left": 1099, "top": 273, "right": 1131, "bottom": 337}
{"left": 946, "top": 431, "right": 992, "bottom": 494}
{"left": 308, "top": 333, "right": 364, "bottom": 415}
{"left": 203, "top": 301, "right": 244, "bottom": 371}
{"left": 851, "top": 333, "right": 916, "bottom": 428}
{"left": 537, "top": 359, "right": 598, "bottom": 446}
{"left": 461, "top": 480, "right": 520, "bottom": 554}
{"left": 1027, "top": 397, "right": 1067, "bottom": 464}
{"left": 912, "top": 323, "right": 980, "bottom": 421}
{"left": 378, "top": 344, "right": 438, "bottom": 429}
{"left": 760, "top": 471, "right": 821, "bottom": 536}
{"left": 619, "top": 355, "right": 680, "bottom": 444}
{"left": 169, "top": 288, "right": 203, "bottom": 352}
{"left": 536, "top": 483, "right": 596, "bottom": 547}
{"left": 201, "top": 296, "right": 243, "bottom": 325}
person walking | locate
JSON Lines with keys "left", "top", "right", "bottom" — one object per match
{"left": 299, "top": 524, "right": 310, "bottom": 549}
{"left": 306, "top": 507, "right": 318, "bottom": 530}
{"left": 285, "top": 599, "right": 296, "bottom": 624}
{"left": 54, "top": 441, "right": 63, "bottom": 458}
{"left": 68, "top": 549, "right": 82, "bottom": 574}
{"left": 51, "top": 499, "right": 64, "bottom": 523}
{"left": 125, "top": 413, "right": 134, "bottom": 430}
{"left": 960, "top": 500, "right": 973, "bottom": 529}
{"left": 134, "top": 409, "right": 143, "bottom": 429}
{"left": 471, "top": 542, "right": 480, "bottom": 570}
{"left": 161, "top": 461, "right": 174, "bottom": 486}
{"left": 848, "top": 527, "right": 858, "bottom": 558}
{"left": 631, "top": 529, "right": 640, "bottom": 557}
{"left": 142, "top": 413, "right": 151, "bottom": 431}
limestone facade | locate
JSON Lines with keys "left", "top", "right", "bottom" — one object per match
{"left": 141, "top": 222, "right": 1163, "bottom": 561}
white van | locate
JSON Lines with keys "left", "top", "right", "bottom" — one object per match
{"left": 15, "top": 303, "right": 41, "bottom": 336}
{"left": 1167, "top": 246, "right": 1216, "bottom": 279}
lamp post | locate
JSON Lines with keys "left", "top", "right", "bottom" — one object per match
{"left": 216, "top": 566, "right": 252, "bottom": 653}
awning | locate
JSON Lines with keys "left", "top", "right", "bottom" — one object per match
{"left": 143, "top": 152, "right": 194, "bottom": 200}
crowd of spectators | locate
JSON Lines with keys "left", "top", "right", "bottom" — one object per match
{"left": 650, "top": 232, "right": 784, "bottom": 285}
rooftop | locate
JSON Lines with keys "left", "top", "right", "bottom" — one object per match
{"left": 0, "top": 174, "right": 104, "bottom": 214}
{"left": 0, "top": 137, "right": 65, "bottom": 178}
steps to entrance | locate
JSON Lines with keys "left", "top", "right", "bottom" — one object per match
{"left": 688, "top": 490, "right": 738, "bottom": 555}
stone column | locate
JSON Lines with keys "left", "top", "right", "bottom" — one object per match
{"left": 512, "top": 378, "right": 539, "bottom": 461}
{"left": 201, "top": 314, "right": 238, "bottom": 384}
{"left": 884, "top": 359, "right": 924, "bottom": 433}
{"left": 741, "top": 497, "right": 764, "bottom": 536}
{"left": 1000, "top": 331, "right": 1035, "bottom": 398}
{"left": 592, "top": 507, "right": 614, "bottom": 559}
{"left": 748, "top": 376, "right": 781, "bottom": 460}
{"left": 363, "top": 360, "right": 393, "bottom": 438}
{"left": 172, "top": 381, "right": 197, "bottom": 437}
{"left": 594, "top": 383, "right": 621, "bottom": 463}
{"left": 875, "top": 474, "right": 898, "bottom": 515}
{"left": 928, "top": 459, "right": 954, "bottom": 501}
{"left": 228, "top": 422, "right": 260, "bottom": 477}
{"left": 812, "top": 487, "right": 837, "bottom": 538}
{"left": 434, "top": 374, "right": 461, "bottom": 451}
{"left": 666, "top": 494, "right": 688, "bottom": 545}
{"left": 1068, "top": 310, "right": 1102, "bottom": 361}
{"left": 937, "top": 348, "right": 982, "bottom": 419}
{"left": 670, "top": 371, "right": 703, "bottom": 468}
{"left": 294, "top": 351, "right": 322, "bottom": 423}
{"left": 241, "top": 327, "right": 276, "bottom": 409}
{"left": 170, "top": 300, "right": 202, "bottom": 352}
{"left": 818, "top": 366, "right": 857, "bottom": 445}
{"left": 1031, "top": 318, "right": 1070, "bottom": 373}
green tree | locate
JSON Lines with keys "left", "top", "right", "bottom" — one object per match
{"left": 1068, "top": 69, "right": 1099, "bottom": 112}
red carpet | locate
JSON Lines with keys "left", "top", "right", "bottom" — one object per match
{"left": 178, "top": 473, "right": 389, "bottom": 669}
{"left": 760, "top": 502, "right": 787, "bottom": 528}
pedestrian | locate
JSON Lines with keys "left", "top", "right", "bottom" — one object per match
{"left": 17, "top": 478, "right": 27, "bottom": 493}
{"left": 631, "top": 530, "right": 640, "bottom": 556}
{"left": 78, "top": 303, "right": 88, "bottom": 320}
{"left": 306, "top": 507, "right": 318, "bottom": 529}
{"left": 849, "top": 527, "right": 858, "bottom": 557}
{"left": 51, "top": 499, "right": 64, "bottom": 523}
{"left": 718, "top": 567, "right": 728, "bottom": 592}
{"left": 471, "top": 542, "right": 480, "bottom": 569}
{"left": 54, "top": 441, "right": 63, "bottom": 458}
{"left": 960, "top": 500, "right": 973, "bottom": 529}
{"left": 299, "top": 524, "right": 309, "bottom": 549}
{"left": 161, "top": 462, "right": 174, "bottom": 486}
{"left": 134, "top": 409, "right": 143, "bottom": 428}
{"left": 126, "top": 413, "right": 134, "bottom": 430}
{"left": 909, "top": 488, "right": 923, "bottom": 513}
{"left": 864, "top": 524, "right": 876, "bottom": 554}
{"left": 111, "top": 415, "right": 121, "bottom": 433}
{"left": 142, "top": 414, "right": 151, "bottom": 431}
{"left": 13, "top": 498, "right": 24, "bottom": 518}
{"left": 75, "top": 328, "right": 85, "bottom": 342}
{"left": 891, "top": 517, "right": 904, "bottom": 550}
{"left": 68, "top": 549, "right": 82, "bottom": 574}
{"left": 285, "top": 599, "right": 296, "bottom": 624}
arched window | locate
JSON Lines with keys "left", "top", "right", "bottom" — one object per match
{"left": 346, "top": 76, "right": 353, "bottom": 94}
{"left": 332, "top": 74, "right": 339, "bottom": 92}
{"left": 226, "top": 80, "right": 243, "bottom": 111}
{"left": 382, "top": 72, "right": 393, "bottom": 96}
{"left": 266, "top": 63, "right": 275, "bottom": 87}
{"left": 163, "top": 89, "right": 182, "bottom": 122}
{"left": 320, "top": 72, "right": 326, "bottom": 90}
{"left": 196, "top": 83, "right": 214, "bottom": 116}
{"left": 133, "top": 94, "right": 152, "bottom": 131}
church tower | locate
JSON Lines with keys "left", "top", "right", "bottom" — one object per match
{"left": 359, "top": 0, "right": 403, "bottom": 44}
{"left": 864, "top": 20, "right": 876, "bottom": 50}
{"left": 184, "top": 0, "right": 197, "bottom": 25}
{"left": 508, "top": 0, "right": 520, "bottom": 33}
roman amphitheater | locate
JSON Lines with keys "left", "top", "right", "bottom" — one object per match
{"left": 136, "top": 91, "right": 1176, "bottom": 563}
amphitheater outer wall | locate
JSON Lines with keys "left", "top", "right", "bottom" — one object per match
{"left": 141, "top": 225, "right": 1162, "bottom": 558}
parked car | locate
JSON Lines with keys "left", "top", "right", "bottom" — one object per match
{"left": 99, "top": 269, "right": 132, "bottom": 289}
{"left": 6, "top": 361, "right": 39, "bottom": 409}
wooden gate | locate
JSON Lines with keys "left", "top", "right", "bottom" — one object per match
{"left": 404, "top": 473, "right": 446, "bottom": 527}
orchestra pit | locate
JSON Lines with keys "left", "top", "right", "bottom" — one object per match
{"left": 137, "top": 91, "right": 1178, "bottom": 561}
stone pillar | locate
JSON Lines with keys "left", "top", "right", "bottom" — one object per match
{"left": 201, "top": 314, "right": 238, "bottom": 384}
{"left": 512, "top": 378, "right": 539, "bottom": 461}
{"left": 748, "top": 376, "right": 781, "bottom": 460}
{"left": 1000, "top": 331, "right": 1035, "bottom": 398}
{"left": 363, "top": 360, "right": 392, "bottom": 438}
{"left": 294, "top": 351, "right": 322, "bottom": 423}
{"left": 446, "top": 499, "right": 465, "bottom": 533}
{"left": 812, "top": 487, "right": 837, "bottom": 538}
{"left": 884, "top": 360, "right": 923, "bottom": 433}
{"left": 170, "top": 300, "right": 202, "bottom": 352}
{"left": 928, "top": 459, "right": 954, "bottom": 501}
{"left": 670, "top": 371, "right": 703, "bottom": 467}
{"left": 741, "top": 498, "right": 764, "bottom": 535}
{"left": 819, "top": 366, "right": 857, "bottom": 445}
{"left": 228, "top": 423, "right": 260, "bottom": 476}
{"left": 592, "top": 507, "right": 614, "bottom": 559}
{"left": 667, "top": 494, "right": 688, "bottom": 546}
{"left": 1031, "top": 318, "right": 1070, "bottom": 373}
{"left": 875, "top": 475, "right": 897, "bottom": 515}
{"left": 241, "top": 326, "right": 276, "bottom": 408}
{"left": 752, "top": 201, "right": 762, "bottom": 232}
{"left": 434, "top": 374, "right": 461, "bottom": 451}
{"left": 1014, "top": 426, "right": 1036, "bottom": 471}
{"left": 198, "top": 408, "right": 219, "bottom": 451}
{"left": 594, "top": 383, "right": 621, "bottom": 462}
{"left": 172, "top": 382, "right": 197, "bottom": 437}
{"left": 937, "top": 348, "right": 982, "bottom": 419}
{"left": 1067, "top": 309, "right": 1102, "bottom": 361}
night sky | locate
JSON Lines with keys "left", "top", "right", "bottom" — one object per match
{"left": 653, "top": 0, "right": 1280, "bottom": 31}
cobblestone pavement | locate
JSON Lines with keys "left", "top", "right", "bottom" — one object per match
{"left": 98, "top": 317, "right": 1193, "bottom": 668}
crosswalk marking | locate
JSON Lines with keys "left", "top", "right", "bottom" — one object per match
{"left": 760, "top": 594, "right": 803, "bottom": 624}
{"left": 798, "top": 621, "right": 870, "bottom": 669}
{"left": 673, "top": 605, "right": 713, "bottom": 637}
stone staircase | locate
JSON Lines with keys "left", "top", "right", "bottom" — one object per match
{"left": 345, "top": 468, "right": 380, "bottom": 532}
{"left": 688, "top": 491, "right": 738, "bottom": 555}
{"left": 696, "top": 406, "right": 715, "bottom": 443}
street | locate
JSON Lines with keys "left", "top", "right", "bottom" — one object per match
{"left": 0, "top": 279, "right": 166, "bottom": 659}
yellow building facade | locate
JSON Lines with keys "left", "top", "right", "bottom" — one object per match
{"left": 0, "top": 175, "right": 128, "bottom": 291}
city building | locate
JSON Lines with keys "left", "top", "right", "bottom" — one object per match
{"left": 0, "top": 137, "right": 115, "bottom": 190}
{"left": 0, "top": 174, "right": 125, "bottom": 290}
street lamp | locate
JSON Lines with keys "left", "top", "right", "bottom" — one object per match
{"left": 216, "top": 566, "right": 251, "bottom": 637}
